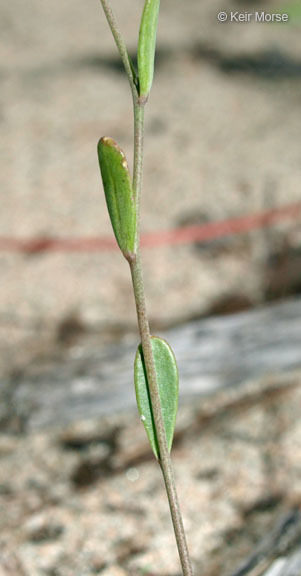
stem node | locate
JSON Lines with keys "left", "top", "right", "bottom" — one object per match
{"left": 137, "top": 94, "right": 149, "bottom": 106}
{"left": 124, "top": 251, "right": 137, "bottom": 265}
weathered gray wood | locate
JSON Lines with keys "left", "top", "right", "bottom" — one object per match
{"left": 263, "top": 550, "right": 301, "bottom": 576}
{"left": 264, "top": 560, "right": 287, "bottom": 576}
{"left": 278, "top": 550, "right": 301, "bottom": 575}
{"left": 231, "top": 511, "right": 301, "bottom": 576}
{"left": 2, "top": 297, "right": 301, "bottom": 430}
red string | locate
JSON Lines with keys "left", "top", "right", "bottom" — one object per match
{"left": 1, "top": 203, "right": 300, "bottom": 254}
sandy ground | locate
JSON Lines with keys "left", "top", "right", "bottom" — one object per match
{"left": 1, "top": 0, "right": 301, "bottom": 371}
{"left": 1, "top": 5, "right": 301, "bottom": 574}
{"left": 0, "top": 371, "right": 300, "bottom": 575}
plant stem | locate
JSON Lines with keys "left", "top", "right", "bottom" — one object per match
{"left": 132, "top": 101, "right": 145, "bottom": 238}
{"left": 99, "top": 0, "right": 138, "bottom": 98}
{"left": 130, "top": 92, "right": 194, "bottom": 576}
{"left": 129, "top": 251, "right": 194, "bottom": 576}
{"left": 99, "top": 2, "right": 194, "bottom": 573}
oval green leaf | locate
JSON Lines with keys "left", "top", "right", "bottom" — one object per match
{"left": 97, "top": 137, "right": 136, "bottom": 256}
{"left": 134, "top": 336, "right": 178, "bottom": 459}
{"left": 138, "top": 0, "right": 160, "bottom": 98}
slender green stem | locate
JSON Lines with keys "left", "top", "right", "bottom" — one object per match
{"left": 99, "top": 2, "right": 194, "bottom": 573}
{"left": 99, "top": 0, "right": 145, "bottom": 221}
{"left": 129, "top": 252, "right": 194, "bottom": 576}
{"left": 130, "top": 92, "right": 194, "bottom": 576}
{"left": 132, "top": 101, "right": 145, "bottom": 238}
{"left": 99, "top": 0, "right": 138, "bottom": 98}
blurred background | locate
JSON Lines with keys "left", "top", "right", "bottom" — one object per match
{"left": 0, "top": 0, "right": 301, "bottom": 575}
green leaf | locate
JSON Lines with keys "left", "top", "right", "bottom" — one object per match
{"left": 97, "top": 137, "right": 136, "bottom": 256}
{"left": 134, "top": 336, "right": 178, "bottom": 459}
{"left": 138, "top": 0, "right": 160, "bottom": 98}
